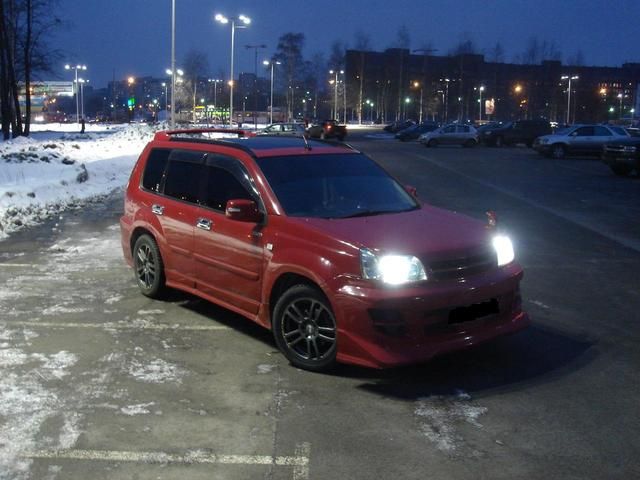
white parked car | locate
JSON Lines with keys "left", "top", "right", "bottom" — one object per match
{"left": 533, "top": 124, "right": 629, "bottom": 159}
{"left": 419, "top": 124, "right": 479, "bottom": 147}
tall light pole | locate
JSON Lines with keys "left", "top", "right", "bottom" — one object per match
{"left": 208, "top": 79, "right": 222, "bottom": 122}
{"left": 170, "top": 0, "right": 176, "bottom": 127}
{"left": 413, "top": 81, "right": 423, "bottom": 123}
{"left": 245, "top": 44, "right": 266, "bottom": 128}
{"left": 166, "top": 68, "right": 183, "bottom": 123}
{"left": 78, "top": 78, "right": 88, "bottom": 119}
{"left": 329, "top": 69, "right": 343, "bottom": 121}
{"left": 215, "top": 13, "right": 251, "bottom": 126}
{"left": 477, "top": 85, "right": 485, "bottom": 121}
{"left": 161, "top": 82, "right": 167, "bottom": 111}
{"left": 561, "top": 75, "right": 579, "bottom": 124}
{"left": 263, "top": 60, "right": 281, "bottom": 124}
{"left": 65, "top": 64, "right": 87, "bottom": 123}
{"left": 618, "top": 93, "right": 624, "bottom": 119}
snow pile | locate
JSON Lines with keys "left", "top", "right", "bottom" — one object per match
{"left": 0, "top": 123, "right": 158, "bottom": 239}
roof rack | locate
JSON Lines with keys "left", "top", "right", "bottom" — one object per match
{"left": 153, "top": 128, "right": 256, "bottom": 142}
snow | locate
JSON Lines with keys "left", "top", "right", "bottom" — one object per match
{"left": 0, "top": 122, "right": 157, "bottom": 239}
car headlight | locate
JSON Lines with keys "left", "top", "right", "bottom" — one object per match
{"left": 492, "top": 235, "right": 515, "bottom": 266}
{"left": 360, "top": 248, "right": 427, "bottom": 284}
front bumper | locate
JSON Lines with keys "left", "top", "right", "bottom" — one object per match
{"left": 330, "top": 263, "right": 529, "bottom": 368}
{"left": 601, "top": 151, "right": 640, "bottom": 168}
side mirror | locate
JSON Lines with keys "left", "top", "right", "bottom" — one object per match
{"left": 225, "top": 199, "right": 263, "bottom": 223}
{"left": 405, "top": 185, "right": 418, "bottom": 198}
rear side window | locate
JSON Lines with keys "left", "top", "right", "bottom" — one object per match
{"left": 202, "top": 166, "right": 252, "bottom": 212}
{"left": 141, "top": 149, "right": 170, "bottom": 192}
{"left": 163, "top": 153, "right": 204, "bottom": 204}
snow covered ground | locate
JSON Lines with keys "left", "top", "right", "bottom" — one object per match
{"left": 0, "top": 123, "right": 158, "bottom": 240}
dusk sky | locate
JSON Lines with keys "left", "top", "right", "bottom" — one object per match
{"left": 53, "top": 0, "right": 640, "bottom": 88}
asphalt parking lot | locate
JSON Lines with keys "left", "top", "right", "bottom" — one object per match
{"left": 1, "top": 131, "right": 639, "bottom": 479}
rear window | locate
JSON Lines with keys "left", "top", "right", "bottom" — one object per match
{"left": 163, "top": 157, "right": 203, "bottom": 204}
{"left": 141, "top": 149, "right": 170, "bottom": 192}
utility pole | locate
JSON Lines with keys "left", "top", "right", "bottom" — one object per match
{"left": 245, "top": 44, "right": 267, "bottom": 129}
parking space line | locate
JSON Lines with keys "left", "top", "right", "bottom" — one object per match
{"left": 23, "top": 443, "right": 311, "bottom": 479}
{"left": 0, "top": 263, "right": 38, "bottom": 267}
{"left": 3, "top": 320, "right": 230, "bottom": 331}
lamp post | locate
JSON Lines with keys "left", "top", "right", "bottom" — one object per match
{"left": 561, "top": 75, "right": 579, "bottom": 124}
{"left": 165, "top": 68, "right": 183, "bottom": 122}
{"left": 170, "top": 0, "right": 176, "bottom": 127}
{"left": 263, "top": 60, "right": 281, "bottom": 124}
{"left": 329, "top": 69, "right": 343, "bottom": 121}
{"left": 208, "top": 79, "right": 222, "bottom": 122}
{"left": 65, "top": 64, "right": 87, "bottom": 123}
{"left": 78, "top": 78, "right": 88, "bottom": 119}
{"left": 215, "top": 13, "right": 251, "bottom": 126}
{"left": 476, "top": 85, "right": 485, "bottom": 121}
{"left": 413, "top": 81, "right": 423, "bottom": 123}
{"left": 618, "top": 93, "right": 624, "bottom": 119}
{"left": 245, "top": 44, "right": 267, "bottom": 128}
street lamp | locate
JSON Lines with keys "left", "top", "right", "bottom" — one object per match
{"left": 617, "top": 93, "right": 624, "bottom": 119}
{"left": 65, "top": 64, "right": 87, "bottom": 123}
{"left": 77, "top": 78, "right": 88, "bottom": 120}
{"left": 477, "top": 85, "right": 485, "bottom": 121}
{"left": 165, "top": 68, "right": 183, "bottom": 121}
{"left": 208, "top": 79, "right": 222, "bottom": 122}
{"left": 561, "top": 75, "right": 579, "bottom": 124}
{"left": 263, "top": 60, "right": 281, "bottom": 124}
{"left": 365, "top": 99, "right": 375, "bottom": 123}
{"left": 413, "top": 81, "right": 423, "bottom": 123}
{"left": 215, "top": 13, "right": 251, "bottom": 126}
{"left": 329, "top": 69, "right": 344, "bottom": 121}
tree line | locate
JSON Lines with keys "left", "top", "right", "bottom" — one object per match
{"left": 0, "top": 0, "right": 59, "bottom": 139}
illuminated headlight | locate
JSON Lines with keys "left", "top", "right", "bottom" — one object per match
{"left": 360, "top": 248, "right": 427, "bottom": 284}
{"left": 492, "top": 235, "right": 515, "bottom": 266}
{"left": 623, "top": 145, "right": 637, "bottom": 153}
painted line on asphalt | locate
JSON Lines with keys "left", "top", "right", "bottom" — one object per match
{"left": 23, "top": 443, "right": 311, "bottom": 479}
{"left": 411, "top": 151, "right": 640, "bottom": 254}
{"left": 3, "top": 320, "right": 231, "bottom": 331}
{"left": 0, "top": 263, "right": 38, "bottom": 267}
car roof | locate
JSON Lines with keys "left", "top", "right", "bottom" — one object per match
{"left": 153, "top": 129, "right": 358, "bottom": 158}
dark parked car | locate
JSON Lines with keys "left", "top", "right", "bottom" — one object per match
{"left": 601, "top": 137, "right": 640, "bottom": 176}
{"left": 383, "top": 120, "right": 415, "bottom": 133}
{"left": 533, "top": 124, "right": 629, "bottom": 159}
{"left": 395, "top": 122, "right": 439, "bottom": 141}
{"left": 120, "top": 128, "right": 528, "bottom": 371}
{"left": 481, "top": 119, "right": 552, "bottom": 147}
{"left": 258, "top": 122, "right": 306, "bottom": 136}
{"left": 306, "top": 120, "right": 347, "bottom": 141}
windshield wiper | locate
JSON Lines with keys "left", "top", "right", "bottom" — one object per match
{"left": 339, "top": 209, "right": 393, "bottom": 219}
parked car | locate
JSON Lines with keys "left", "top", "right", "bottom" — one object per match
{"left": 395, "top": 122, "right": 439, "bottom": 141}
{"left": 481, "top": 119, "right": 552, "bottom": 147}
{"left": 120, "top": 128, "right": 528, "bottom": 371}
{"left": 533, "top": 124, "right": 629, "bottom": 159}
{"left": 383, "top": 120, "right": 415, "bottom": 133}
{"left": 258, "top": 122, "right": 306, "bottom": 136}
{"left": 306, "top": 119, "right": 347, "bottom": 141}
{"left": 601, "top": 137, "right": 640, "bottom": 176}
{"left": 419, "top": 124, "right": 479, "bottom": 147}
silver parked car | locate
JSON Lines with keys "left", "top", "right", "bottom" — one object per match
{"left": 533, "top": 124, "right": 629, "bottom": 159}
{"left": 258, "top": 122, "right": 306, "bottom": 136}
{"left": 419, "top": 124, "right": 479, "bottom": 147}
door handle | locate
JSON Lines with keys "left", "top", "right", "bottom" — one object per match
{"left": 196, "top": 218, "right": 212, "bottom": 231}
{"left": 151, "top": 204, "right": 164, "bottom": 215}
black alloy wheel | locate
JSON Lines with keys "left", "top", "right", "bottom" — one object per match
{"left": 551, "top": 144, "right": 566, "bottom": 159}
{"left": 133, "top": 234, "right": 166, "bottom": 298}
{"left": 273, "top": 285, "right": 337, "bottom": 371}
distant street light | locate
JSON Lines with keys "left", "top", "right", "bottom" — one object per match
{"left": 413, "top": 81, "right": 424, "bottom": 123}
{"left": 617, "top": 93, "right": 624, "bottom": 119}
{"left": 477, "top": 85, "right": 485, "bottom": 121}
{"left": 215, "top": 13, "right": 251, "bottom": 125}
{"left": 263, "top": 60, "right": 281, "bottom": 124}
{"left": 329, "top": 69, "right": 344, "bottom": 120}
{"left": 65, "top": 64, "right": 87, "bottom": 123}
{"left": 208, "top": 78, "right": 223, "bottom": 121}
{"left": 561, "top": 75, "right": 579, "bottom": 124}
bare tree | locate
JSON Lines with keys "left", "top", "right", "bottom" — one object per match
{"left": 182, "top": 49, "right": 209, "bottom": 122}
{"left": 395, "top": 25, "right": 411, "bottom": 50}
{"left": 566, "top": 50, "right": 586, "bottom": 66}
{"left": 449, "top": 32, "right": 478, "bottom": 56}
{"left": 354, "top": 31, "right": 371, "bottom": 124}
{"left": 521, "top": 36, "right": 562, "bottom": 64}
{"left": 274, "top": 33, "right": 305, "bottom": 121}
{"left": 487, "top": 41, "right": 506, "bottom": 63}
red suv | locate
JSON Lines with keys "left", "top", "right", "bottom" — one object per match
{"left": 120, "top": 129, "right": 529, "bottom": 371}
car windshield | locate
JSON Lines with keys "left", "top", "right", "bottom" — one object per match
{"left": 610, "top": 126, "right": 627, "bottom": 136}
{"left": 256, "top": 153, "right": 419, "bottom": 219}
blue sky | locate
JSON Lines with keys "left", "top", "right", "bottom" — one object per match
{"left": 53, "top": 0, "right": 640, "bottom": 88}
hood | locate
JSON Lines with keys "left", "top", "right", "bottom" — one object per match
{"left": 298, "top": 205, "right": 492, "bottom": 260}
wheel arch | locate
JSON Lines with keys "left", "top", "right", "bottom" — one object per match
{"left": 268, "top": 272, "right": 327, "bottom": 324}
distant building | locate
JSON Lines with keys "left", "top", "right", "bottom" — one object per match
{"left": 345, "top": 48, "right": 640, "bottom": 123}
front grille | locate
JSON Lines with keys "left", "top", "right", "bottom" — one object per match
{"left": 427, "top": 248, "right": 497, "bottom": 281}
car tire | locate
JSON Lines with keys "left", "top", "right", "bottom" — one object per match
{"left": 133, "top": 234, "right": 166, "bottom": 299}
{"left": 550, "top": 144, "right": 566, "bottom": 159}
{"left": 495, "top": 136, "right": 504, "bottom": 147}
{"left": 610, "top": 164, "right": 633, "bottom": 176}
{"left": 464, "top": 139, "right": 477, "bottom": 148}
{"left": 272, "top": 284, "right": 338, "bottom": 372}
{"left": 428, "top": 139, "right": 438, "bottom": 147}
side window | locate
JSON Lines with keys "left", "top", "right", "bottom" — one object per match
{"left": 202, "top": 165, "right": 252, "bottom": 212}
{"left": 443, "top": 125, "right": 456, "bottom": 133}
{"left": 593, "top": 126, "right": 612, "bottom": 136}
{"left": 575, "top": 127, "right": 594, "bottom": 136}
{"left": 163, "top": 155, "right": 204, "bottom": 204}
{"left": 141, "top": 149, "right": 170, "bottom": 192}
